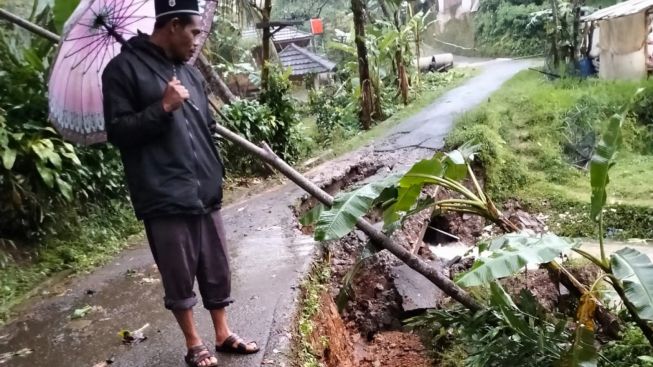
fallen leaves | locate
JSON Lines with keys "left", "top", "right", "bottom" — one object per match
{"left": 70, "top": 305, "right": 104, "bottom": 319}
{"left": 139, "top": 277, "right": 160, "bottom": 284}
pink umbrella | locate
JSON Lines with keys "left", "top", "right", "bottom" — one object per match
{"left": 48, "top": 0, "right": 218, "bottom": 146}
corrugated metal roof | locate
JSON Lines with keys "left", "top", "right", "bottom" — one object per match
{"left": 583, "top": 0, "right": 653, "bottom": 21}
{"left": 278, "top": 44, "right": 336, "bottom": 76}
{"left": 242, "top": 26, "right": 313, "bottom": 43}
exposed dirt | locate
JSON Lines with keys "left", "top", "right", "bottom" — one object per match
{"left": 353, "top": 331, "right": 432, "bottom": 367}
{"left": 295, "top": 160, "right": 385, "bottom": 216}
{"left": 309, "top": 291, "right": 433, "bottom": 367}
{"left": 293, "top": 154, "right": 438, "bottom": 367}
{"left": 501, "top": 269, "right": 561, "bottom": 312}
{"left": 308, "top": 293, "right": 355, "bottom": 367}
{"left": 326, "top": 187, "right": 442, "bottom": 339}
{"left": 337, "top": 249, "right": 404, "bottom": 338}
{"left": 426, "top": 212, "right": 485, "bottom": 245}
{"left": 294, "top": 151, "right": 590, "bottom": 367}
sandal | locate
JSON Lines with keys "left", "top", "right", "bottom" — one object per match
{"left": 215, "top": 334, "right": 260, "bottom": 355}
{"left": 185, "top": 344, "right": 218, "bottom": 367}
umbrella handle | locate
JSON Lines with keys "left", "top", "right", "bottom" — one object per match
{"left": 100, "top": 20, "right": 202, "bottom": 113}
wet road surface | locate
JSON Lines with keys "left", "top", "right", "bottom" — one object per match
{"left": 0, "top": 59, "right": 533, "bottom": 367}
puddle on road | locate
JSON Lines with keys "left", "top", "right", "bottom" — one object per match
{"left": 0, "top": 265, "right": 167, "bottom": 367}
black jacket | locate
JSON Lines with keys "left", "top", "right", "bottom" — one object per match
{"left": 102, "top": 34, "right": 225, "bottom": 220}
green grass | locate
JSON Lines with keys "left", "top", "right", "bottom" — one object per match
{"left": 294, "top": 258, "right": 331, "bottom": 367}
{"left": 0, "top": 201, "right": 142, "bottom": 322}
{"left": 446, "top": 71, "right": 653, "bottom": 239}
{"left": 303, "top": 68, "right": 477, "bottom": 162}
{"left": 0, "top": 67, "right": 472, "bottom": 323}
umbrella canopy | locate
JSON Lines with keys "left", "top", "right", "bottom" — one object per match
{"left": 48, "top": 0, "right": 217, "bottom": 145}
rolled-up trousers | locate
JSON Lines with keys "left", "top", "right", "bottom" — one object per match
{"left": 144, "top": 210, "right": 233, "bottom": 310}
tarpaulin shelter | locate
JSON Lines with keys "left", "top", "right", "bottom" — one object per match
{"left": 583, "top": 0, "right": 653, "bottom": 80}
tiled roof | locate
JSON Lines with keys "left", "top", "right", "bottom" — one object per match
{"left": 278, "top": 44, "right": 336, "bottom": 76}
{"left": 242, "top": 26, "right": 313, "bottom": 43}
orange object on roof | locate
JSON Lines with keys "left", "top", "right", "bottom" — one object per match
{"left": 310, "top": 18, "right": 323, "bottom": 35}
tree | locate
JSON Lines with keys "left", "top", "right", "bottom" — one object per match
{"left": 351, "top": 0, "right": 374, "bottom": 130}
{"left": 216, "top": 0, "right": 276, "bottom": 90}
{"left": 529, "top": 0, "right": 586, "bottom": 73}
{"left": 378, "top": 0, "right": 408, "bottom": 105}
{"left": 260, "top": 0, "right": 273, "bottom": 90}
{"left": 196, "top": 54, "right": 238, "bottom": 104}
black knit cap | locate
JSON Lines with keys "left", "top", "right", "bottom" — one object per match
{"left": 155, "top": 0, "right": 200, "bottom": 18}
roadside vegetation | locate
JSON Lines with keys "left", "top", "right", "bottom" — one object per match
{"left": 432, "top": 0, "right": 619, "bottom": 58}
{"left": 0, "top": 0, "right": 468, "bottom": 321}
{"left": 302, "top": 70, "right": 653, "bottom": 366}
{"left": 446, "top": 71, "right": 653, "bottom": 239}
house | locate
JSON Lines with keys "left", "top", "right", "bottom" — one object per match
{"left": 278, "top": 43, "right": 336, "bottom": 87}
{"left": 242, "top": 26, "right": 314, "bottom": 66}
{"left": 583, "top": 0, "right": 653, "bottom": 80}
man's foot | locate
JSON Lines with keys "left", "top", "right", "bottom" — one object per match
{"left": 185, "top": 344, "right": 218, "bottom": 367}
{"left": 215, "top": 334, "right": 260, "bottom": 354}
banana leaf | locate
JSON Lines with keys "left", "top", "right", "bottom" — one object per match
{"left": 558, "top": 325, "right": 597, "bottom": 367}
{"left": 611, "top": 247, "right": 653, "bottom": 321}
{"left": 457, "top": 233, "right": 574, "bottom": 287}
{"left": 589, "top": 113, "right": 622, "bottom": 222}
{"left": 314, "top": 174, "right": 401, "bottom": 241}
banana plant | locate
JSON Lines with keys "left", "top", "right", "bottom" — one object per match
{"left": 405, "top": 9, "right": 435, "bottom": 90}
{"left": 453, "top": 90, "right": 653, "bottom": 347}
{"left": 327, "top": 32, "right": 387, "bottom": 120}
{"left": 373, "top": 19, "right": 412, "bottom": 104}
{"left": 577, "top": 89, "right": 653, "bottom": 346}
{"left": 307, "top": 141, "right": 483, "bottom": 241}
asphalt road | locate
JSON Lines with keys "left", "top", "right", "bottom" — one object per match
{"left": 0, "top": 58, "right": 533, "bottom": 367}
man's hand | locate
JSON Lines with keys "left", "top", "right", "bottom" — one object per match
{"left": 162, "top": 77, "right": 189, "bottom": 113}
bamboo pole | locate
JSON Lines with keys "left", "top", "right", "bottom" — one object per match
{"left": 0, "top": 8, "right": 59, "bottom": 42}
{"left": 0, "top": 8, "right": 633, "bottom": 328}
{"left": 209, "top": 106, "right": 482, "bottom": 311}
{"left": 0, "top": 7, "right": 483, "bottom": 311}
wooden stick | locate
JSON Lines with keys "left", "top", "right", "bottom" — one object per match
{"left": 209, "top": 119, "right": 481, "bottom": 311}
{"left": 0, "top": 9, "right": 59, "bottom": 43}
{"left": 0, "top": 8, "right": 479, "bottom": 312}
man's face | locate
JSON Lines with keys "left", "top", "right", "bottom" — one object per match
{"left": 169, "top": 15, "right": 202, "bottom": 62}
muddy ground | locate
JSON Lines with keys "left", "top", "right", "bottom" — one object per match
{"left": 0, "top": 59, "right": 535, "bottom": 367}
{"left": 293, "top": 162, "right": 602, "bottom": 367}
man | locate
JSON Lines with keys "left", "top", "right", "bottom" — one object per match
{"left": 101, "top": 0, "right": 259, "bottom": 365}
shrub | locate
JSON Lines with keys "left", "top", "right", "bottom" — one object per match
{"left": 259, "top": 64, "right": 311, "bottom": 163}
{"left": 445, "top": 110, "right": 531, "bottom": 200}
{"left": 220, "top": 99, "right": 277, "bottom": 174}
{"left": 0, "top": 19, "right": 127, "bottom": 241}
{"left": 308, "top": 85, "right": 359, "bottom": 144}
{"left": 600, "top": 325, "right": 653, "bottom": 367}
{"left": 474, "top": 0, "right": 546, "bottom": 57}
{"left": 632, "top": 85, "right": 653, "bottom": 127}
{"left": 407, "top": 288, "right": 569, "bottom": 367}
